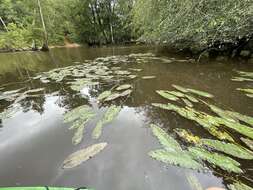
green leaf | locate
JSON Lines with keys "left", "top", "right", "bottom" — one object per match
{"left": 187, "top": 88, "right": 214, "bottom": 98}
{"left": 97, "top": 91, "right": 112, "bottom": 101}
{"left": 167, "top": 90, "right": 185, "bottom": 97}
{"left": 186, "top": 173, "right": 204, "bottom": 190}
{"left": 185, "top": 94, "right": 199, "bottom": 103}
{"left": 116, "top": 84, "right": 132, "bottom": 91}
{"left": 241, "top": 137, "right": 253, "bottom": 151}
{"left": 92, "top": 106, "right": 121, "bottom": 139}
{"left": 189, "top": 147, "right": 242, "bottom": 173}
{"left": 228, "top": 182, "right": 253, "bottom": 190}
{"left": 172, "top": 84, "right": 189, "bottom": 93}
{"left": 182, "top": 98, "right": 193, "bottom": 107}
{"left": 201, "top": 139, "right": 253, "bottom": 160}
{"left": 142, "top": 76, "right": 156, "bottom": 79}
{"left": 149, "top": 149, "right": 203, "bottom": 170}
{"left": 63, "top": 143, "right": 107, "bottom": 169}
{"left": 119, "top": 89, "right": 133, "bottom": 97}
{"left": 156, "top": 90, "right": 179, "bottom": 101}
{"left": 104, "top": 93, "right": 121, "bottom": 102}
{"left": 150, "top": 124, "right": 182, "bottom": 151}
{"left": 174, "top": 128, "right": 201, "bottom": 144}
{"left": 237, "top": 88, "right": 253, "bottom": 94}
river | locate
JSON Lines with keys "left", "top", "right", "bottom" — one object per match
{"left": 0, "top": 45, "right": 252, "bottom": 190}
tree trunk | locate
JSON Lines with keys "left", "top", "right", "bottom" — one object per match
{"left": 0, "top": 17, "right": 8, "bottom": 32}
{"left": 37, "top": 0, "right": 49, "bottom": 51}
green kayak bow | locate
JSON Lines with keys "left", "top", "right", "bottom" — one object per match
{"left": 0, "top": 187, "right": 93, "bottom": 190}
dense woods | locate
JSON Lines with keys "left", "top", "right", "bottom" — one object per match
{"left": 0, "top": 0, "right": 252, "bottom": 57}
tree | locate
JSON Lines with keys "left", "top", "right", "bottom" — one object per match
{"left": 37, "top": 0, "right": 49, "bottom": 51}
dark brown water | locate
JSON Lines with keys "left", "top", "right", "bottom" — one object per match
{"left": 0, "top": 46, "right": 252, "bottom": 190}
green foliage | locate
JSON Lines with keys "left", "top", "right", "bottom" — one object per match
{"left": 92, "top": 105, "right": 121, "bottom": 139}
{"left": 150, "top": 124, "right": 182, "bottom": 151}
{"left": 149, "top": 149, "right": 203, "bottom": 170}
{"left": 132, "top": 0, "right": 253, "bottom": 51}
{"left": 201, "top": 139, "right": 253, "bottom": 160}
{"left": 156, "top": 90, "right": 179, "bottom": 101}
{"left": 228, "top": 182, "right": 253, "bottom": 190}
{"left": 189, "top": 147, "right": 242, "bottom": 173}
{"left": 186, "top": 173, "right": 203, "bottom": 190}
{"left": 63, "top": 142, "right": 108, "bottom": 169}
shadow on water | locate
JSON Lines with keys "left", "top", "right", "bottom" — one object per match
{"left": 0, "top": 45, "right": 252, "bottom": 190}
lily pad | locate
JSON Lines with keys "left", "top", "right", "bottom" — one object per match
{"left": 63, "top": 143, "right": 107, "bottom": 169}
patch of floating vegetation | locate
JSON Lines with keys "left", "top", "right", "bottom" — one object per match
{"left": 186, "top": 173, "right": 203, "bottom": 190}
{"left": 232, "top": 70, "right": 253, "bottom": 98}
{"left": 63, "top": 142, "right": 107, "bottom": 169}
{"left": 149, "top": 84, "right": 253, "bottom": 185}
{"left": 92, "top": 105, "right": 121, "bottom": 139}
{"left": 64, "top": 105, "right": 96, "bottom": 145}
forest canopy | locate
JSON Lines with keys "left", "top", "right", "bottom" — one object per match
{"left": 0, "top": 0, "right": 252, "bottom": 53}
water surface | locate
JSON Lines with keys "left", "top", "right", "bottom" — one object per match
{"left": 0, "top": 46, "right": 252, "bottom": 190}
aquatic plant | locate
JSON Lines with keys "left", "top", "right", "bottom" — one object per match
{"left": 151, "top": 124, "right": 182, "bottom": 151}
{"left": 241, "top": 138, "right": 253, "bottom": 151}
{"left": 186, "top": 173, "right": 203, "bottom": 190}
{"left": 92, "top": 105, "right": 121, "bottom": 139}
{"left": 186, "top": 88, "right": 214, "bottom": 98}
{"left": 182, "top": 98, "right": 193, "bottom": 107}
{"left": 64, "top": 105, "right": 95, "bottom": 145}
{"left": 116, "top": 84, "right": 132, "bottom": 91}
{"left": 97, "top": 91, "right": 112, "bottom": 101}
{"left": 156, "top": 90, "right": 179, "bottom": 101}
{"left": 142, "top": 76, "right": 156, "bottom": 79}
{"left": 201, "top": 139, "right": 253, "bottom": 160}
{"left": 172, "top": 84, "right": 189, "bottom": 93}
{"left": 149, "top": 149, "right": 203, "bottom": 170}
{"left": 174, "top": 129, "right": 201, "bottom": 144}
{"left": 63, "top": 143, "right": 107, "bottom": 169}
{"left": 228, "top": 182, "right": 253, "bottom": 190}
{"left": 189, "top": 147, "right": 242, "bottom": 173}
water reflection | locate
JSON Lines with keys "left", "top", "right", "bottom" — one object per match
{"left": 0, "top": 46, "right": 252, "bottom": 189}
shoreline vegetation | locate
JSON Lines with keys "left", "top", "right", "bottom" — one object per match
{"left": 0, "top": 0, "right": 252, "bottom": 62}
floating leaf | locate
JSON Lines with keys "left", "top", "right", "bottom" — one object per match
{"left": 116, "top": 84, "right": 132, "bottom": 91}
{"left": 186, "top": 173, "right": 203, "bottom": 190}
{"left": 97, "top": 91, "right": 112, "bottom": 101}
{"left": 237, "top": 88, "right": 253, "bottom": 94}
{"left": 142, "top": 76, "right": 156, "bottom": 79}
{"left": 231, "top": 77, "right": 253, "bottom": 82}
{"left": 92, "top": 106, "right": 121, "bottom": 139}
{"left": 128, "top": 75, "right": 137, "bottom": 79}
{"left": 241, "top": 137, "right": 253, "bottom": 151}
{"left": 104, "top": 93, "right": 121, "bottom": 102}
{"left": 149, "top": 149, "right": 203, "bottom": 170}
{"left": 187, "top": 88, "right": 214, "bottom": 98}
{"left": 174, "top": 129, "right": 201, "bottom": 144}
{"left": 63, "top": 143, "right": 107, "bottom": 169}
{"left": 201, "top": 139, "right": 253, "bottom": 160}
{"left": 152, "top": 103, "right": 234, "bottom": 142}
{"left": 246, "top": 94, "right": 253, "bottom": 98}
{"left": 182, "top": 98, "right": 193, "bottom": 107}
{"left": 150, "top": 124, "right": 182, "bottom": 151}
{"left": 167, "top": 90, "right": 185, "bottom": 98}
{"left": 189, "top": 147, "right": 242, "bottom": 173}
{"left": 185, "top": 94, "right": 199, "bottom": 103}
{"left": 156, "top": 90, "right": 179, "bottom": 101}
{"left": 129, "top": 68, "right": 142, "bottom": 72}
{"left": 172, "top": 84, "right": 189, "bottom": 93}
{"left": 228, "top": 182, "right": 253, "bottom": 190}
{"left": 64, "top": 106, "right": 95, "bottom": 145}
{"left": 119, "top": 89, "right": 132, "bottom": 97}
